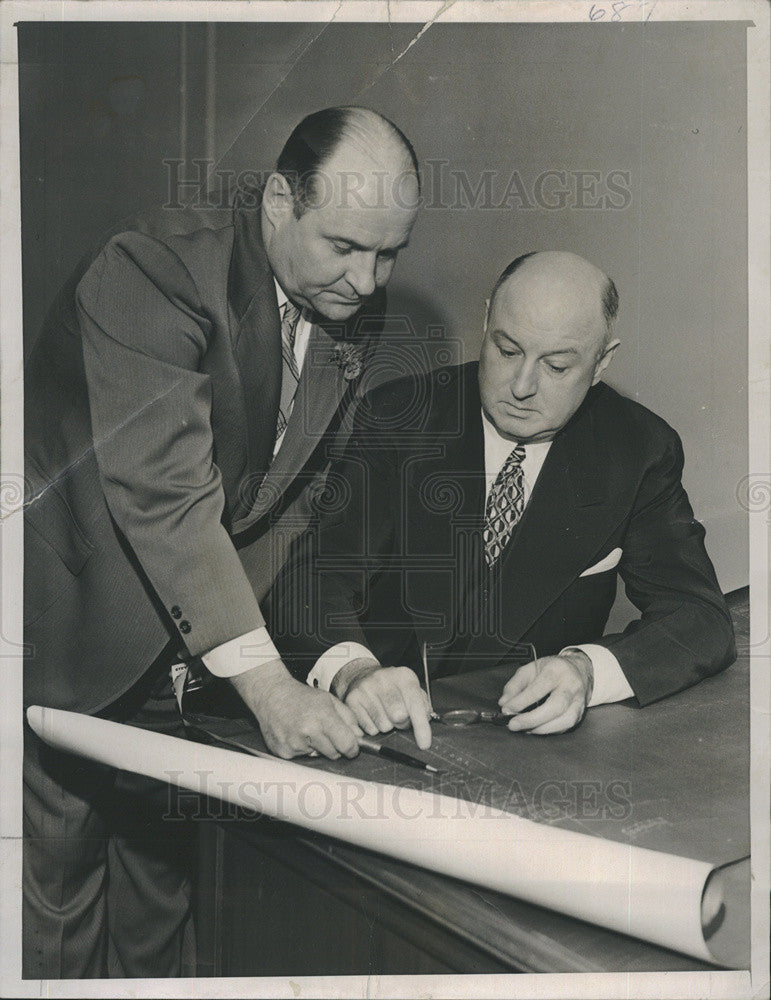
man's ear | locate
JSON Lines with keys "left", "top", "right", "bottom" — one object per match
{"left": 262, "top": 172, "right": 295, "bottom": 231}
{"left": 592, "top": 338, "right": 620, "bottom": 384}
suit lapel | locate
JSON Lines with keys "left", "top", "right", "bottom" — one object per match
{"left": 461, "top": 388, "right": 628, "bottom": 666}
{"left": 243, "top": 323, "right": 351, "bottom": 523}
{"left": 231, "top": 288, "right": 386, "bottom": 530}
{"left": 228, "top": 189, "right": 282, "bottom": 518}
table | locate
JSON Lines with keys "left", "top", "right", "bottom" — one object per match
{"left": 192, "top": 648, "right": 750, "bottom": 976}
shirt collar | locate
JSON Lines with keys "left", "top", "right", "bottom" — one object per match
{"left": 274, "top": 280, "right": 310, "bottom": 324}
{"left": 274, "top": 278, "right": 288, "bottom": 311}
{"left": 481, "top": 407, "right": 552, "bottom": 464}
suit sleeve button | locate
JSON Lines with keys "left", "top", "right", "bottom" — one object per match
{"left": 179, "top": 620, "right": 191, "bottom": 634}
{"left": 171, "top": 606, "right": 182, "bottom": 619}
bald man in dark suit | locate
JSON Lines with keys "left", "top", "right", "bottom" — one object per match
{"left": 270, "top": 252, "right": 735, "bottom": 748}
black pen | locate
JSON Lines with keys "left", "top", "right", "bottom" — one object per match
{"left": 187, "top": 725, "right": 441, "bottom": 774}
{"left": 357, "top": 736, "right": 442, "bottom": 774}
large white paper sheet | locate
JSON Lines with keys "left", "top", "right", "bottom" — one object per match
{"left": 27, "top": 705, "right": 737, "bottom": 966}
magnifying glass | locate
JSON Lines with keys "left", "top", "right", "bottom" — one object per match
{"left": 421, "top": 642, "right": 539, "bottom": 728}
{"left": 435, "top": 707, "right": 515, "bottom": 727}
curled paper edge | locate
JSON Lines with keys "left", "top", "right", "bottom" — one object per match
{"left": 26, "top": 705, "right": 746, "bottom": 967}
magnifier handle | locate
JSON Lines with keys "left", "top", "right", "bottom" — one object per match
{"left": 484, "top": 692, "right": 549, "bottom": 725}
{"left": 480, "top": 711, "right": 516, "bottom": 726}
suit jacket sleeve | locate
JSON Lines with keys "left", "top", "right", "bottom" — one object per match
{"left": 76, "top": 231, "right": 264, "bottom": 657}
{"left": 598, "top": 424, "right": 736, "bottom": 705}
{"left": 269, "top": 398, "right": 401, "bottom": 678}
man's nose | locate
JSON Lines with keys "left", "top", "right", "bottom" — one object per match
{"left": 511, "top": 360, "right": 538, "bottom": 399}
{"left": 345, "top": 253, "right": 378, "bottom": 298}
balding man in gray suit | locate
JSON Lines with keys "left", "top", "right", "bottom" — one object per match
{"left": 23, "top": 106, "right": 419, "bottom": 978}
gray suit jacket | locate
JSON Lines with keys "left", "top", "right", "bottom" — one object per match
{"left": 24, "top": 190, "right": 385, "bottom": 713}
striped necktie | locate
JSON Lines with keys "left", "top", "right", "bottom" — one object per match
{"left": 483, "top": 443, "right": 526, "bottom": 566}
{"left": 275, "top": 300, "right": 301, "bottom": 441}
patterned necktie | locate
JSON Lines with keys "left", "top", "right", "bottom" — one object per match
{"left": 275, "top": 300, "right": 301, "bottom": 441}
{"left": 483, "top": 443, "right": 526, "bottom": 566}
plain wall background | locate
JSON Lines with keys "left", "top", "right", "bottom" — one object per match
{"left": 18, "top": 20, "right": 749, "bottom": 606}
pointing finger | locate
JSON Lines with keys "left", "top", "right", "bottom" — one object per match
{"left": 403, "top": 686, "right": 432, "bottom": 750}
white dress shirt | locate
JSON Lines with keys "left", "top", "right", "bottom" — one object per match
{"left": 308, "top": 407, "right": 633, "bottom": 707}
{"left": 201, "top": 281, "right": 311, "bottom": 678}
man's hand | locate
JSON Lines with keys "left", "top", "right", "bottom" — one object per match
{"left": 229, "top": 658, "right": 362, "bottom": 760}
{"left": 332, "top": 658, "right": 433, "bottom": 750}
{"left": 498, "top": 650, "right": 594, "bottom": 735}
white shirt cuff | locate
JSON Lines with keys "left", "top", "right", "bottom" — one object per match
{"left": 201, "top": 627, "right": 281, "bottom": 677}
{"left": 307, "top": 642, "right": 379, "bottom": 692}
{"left": 561, "top": 644, "right": 634, "bottom": 707}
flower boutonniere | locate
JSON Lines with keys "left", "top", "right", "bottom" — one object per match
{"left": 330, "top": 343, "right": 365, "bottom": 381}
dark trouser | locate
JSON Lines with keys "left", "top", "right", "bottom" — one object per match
{"left": 23, "top": 655, "right": 198, "bottom": 979}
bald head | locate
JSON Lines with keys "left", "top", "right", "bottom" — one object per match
{"left": 489, "top": 251, "right": 618, "bottom": 354}
{"left": 276, "top": 106, "right": 420, "bottom": 217}
{"left": 479, "top": 251, "right": 620, "bottom": 443}
{"left": 261, "top": 108, "right": 419, "bottom": 322}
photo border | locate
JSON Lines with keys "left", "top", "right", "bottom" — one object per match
{"left": 1, "top": 2, "right": 768, "bottom": 997}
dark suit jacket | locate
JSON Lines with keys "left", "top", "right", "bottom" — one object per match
{"left": 24, "top": 190, "right": 386, "bottom": 713}
{"left": 270, "top": 362, "right": 735, "bottom": 705}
